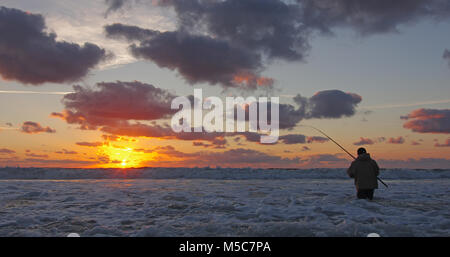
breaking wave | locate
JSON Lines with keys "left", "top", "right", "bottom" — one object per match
{"left": 0, "top": 167, "right": 448, "bottom": 180}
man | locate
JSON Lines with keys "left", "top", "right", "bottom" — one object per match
{"left": 347, "top": 147, "right": 380, "bottom": 200}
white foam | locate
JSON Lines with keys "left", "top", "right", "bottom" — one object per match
{"left": 0, "top": 173, "right": 448, "bottom": 236}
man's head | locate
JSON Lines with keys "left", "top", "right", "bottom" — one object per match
{"left": 357, "top": 147, "right": 367, "bottom": 156}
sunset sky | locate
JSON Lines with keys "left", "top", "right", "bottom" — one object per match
{"left": 0, "top": 0, "right": 449, "bottom": 169}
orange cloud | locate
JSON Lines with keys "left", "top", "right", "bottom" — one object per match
{"left": 401, "top": 108, "right": 450, "bottom": 134}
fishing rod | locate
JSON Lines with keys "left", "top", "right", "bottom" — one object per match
{"left": 300, "top": 125, "right": 388, "bottom": 188}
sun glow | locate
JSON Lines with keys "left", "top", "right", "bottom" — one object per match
{"left": 96, "top": 145, "right": 154, "bottom": 168}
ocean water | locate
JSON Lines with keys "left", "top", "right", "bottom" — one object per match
{"left": 0, "top": 168, "right": 448, "bottom": 237}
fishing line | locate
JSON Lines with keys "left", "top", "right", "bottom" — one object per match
{"left": 300, "top": 124, "right": 388, "bottom": 188}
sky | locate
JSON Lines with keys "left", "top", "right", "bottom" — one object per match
{"left": 0, "top": 0, "right": 449, "bottom": 169}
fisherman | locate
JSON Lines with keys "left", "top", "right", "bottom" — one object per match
{"left": 347, "top": 147, "right": 380, "bottom": 200}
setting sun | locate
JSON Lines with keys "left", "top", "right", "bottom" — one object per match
{"left": 97, "top": 145, "right": 152, "bottom": 168}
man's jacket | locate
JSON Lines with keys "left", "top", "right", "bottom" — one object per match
{"left": 347, "top": 153, "right": 380, "bottom": 189}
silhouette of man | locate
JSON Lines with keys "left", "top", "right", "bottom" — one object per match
{"left": 347, "top": 147, "right": 380, "bottom": 200}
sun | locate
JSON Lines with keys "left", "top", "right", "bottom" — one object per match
{"left": 97, "top": 145, "right": 149, "bottom": 168}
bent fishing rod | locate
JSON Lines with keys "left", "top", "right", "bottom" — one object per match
{"left": 300, "top": 125, "right": 388, "bottom": 188}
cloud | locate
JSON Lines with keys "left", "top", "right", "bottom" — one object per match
{"left": 20, "top": 122, "right": 56, "bottom": 134}
{"left": 55, "top": 149, "right": 78, "bottom": 155}
{"left": 105, "top": 24, "right": 272, "bottom": 90}
{"left": 76, "top": 142, "right": 104, "bottom": 147}
{"left": 192, "top": 138, "right": 227, "bottom": 148}
{"left": 101, "top": 135, "right": 135, "bottom": 142}
{"left": 100, "top": 122, "right": 228, "bottom": 143}
{"left": 25, "top": 153, "right": 49, "bottom": 158}
{"left": 411, "top": 140, "right": 421, "bottom": 146}
{"left": 306, "top": 136, "right": 329, "bottom": 143}
{"left": 305, "top": 90, "right": 362, "bottom": 119}
{"left": 353, "top": 136, "right": 388, "bottom": 145}
{"left": 0, "top": 148, "right": 15, "bottom": 154}
{"left": 105, "top": 0, "right": 450, "bottom": 71}
{"left": 147, "top": 146, "right": 301, "bottom": 168}
{"left": 401, "top": 108, "right": 450, "bottom": 134}
{"left": 167, "top": 0, "right": 310, "bottom": 61}
{"left": 52, "top": 81, "right": 177, "bottom": 129}
{"left": 387, "top": 136, "right": 405, "bottom": 144}
{"left": 101, "top": 0, "right": 450, "bottom": 93}
{"left": 279, "top": 134, "right": 306, "bottom": 144}
{"left": 102, "top": 1, "right": 307, "bottom": 90}
{"left": 301, "top": 146, "right": 311, "bottom": 151}
{"left": 23, "top": 158, "right": 96, "bottom": 166}
{"left": 435, "top": 138, "right": 450, "bottom": 147}
{"left": 444, "top": 49, "right": 450, "bottom": 66}
{"left": 300, "top": 0, "right": 450, "bottom": 35}
{"left": 107, "top": 0, "right": 311, "bottom": 60}
{"left": 377, "top": 137, "right": 386, "bottom": 143}
{"left": 353, "top": 137, "right": 375, "bottom": 146}
{"left": 105, "top": 0, "right": 128, "bottom": 16}
{"left": 283, "top": 90, "right": 361, "bottom": 128}
{"left": 104, "top": 23, "right": 160, "bottom": 41}
{"left": 235, "top": 90, "right": 362, "bottom": 130}
{"left": 0, "top": 6, "right": 107, "bottom": 85}
{"left": 52, "top": 82, "right": 361, "bottom": 144}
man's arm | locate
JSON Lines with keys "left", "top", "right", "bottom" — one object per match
{"left": 372, "top": 160, "right": 380, "bottom": 177}
{"left": 347, "top": 162, "right": 356, "bottom": 178}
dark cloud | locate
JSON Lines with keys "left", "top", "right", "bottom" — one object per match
{"left": 165, "top": 0, "right": 310, "bottom": 61}
{"left": 0, "top": 148, "right": 15, "bottom": 154}
{"left": 105, "top": 0, "right": 127, "bottom": 16}
{"left": 278, "top": 134, "right": 330, "bottom": 145}
{"left": 106, "top": 0, "right": 450, "bottom": 60}
{"left": 443, "top": 49, "right": 450, "bottom": 66}
{"left": 279, "top": 134, "right": 306, "bottom": 144}
{"left": 107, "top": 0, "right": 311, "bottom": 61}
{"left": 387, "top": 136, "right": 405, "bottom": 144}
{"left": 401, "top": 108, "right": 450, "bottom": 134}
{"left": 305, "top": 90, "right": 362, "bottom": 119}
{"left": 435, "top": 138, "right": 450, "bottom": 147}
{"left": 235, "top": 90, "right": 361, "bottom": 129}
{"left": 0, "top": 6, "right": 107, "bottom": 85}
{"left": 353, "top": 137, "right": 375, "bottom": 146}
{"left": 76, "top": 142, "right": 104, "bottom": 147}
{"left": 105, "top": 25, "right": 273, "bottom": 90}
{"left": 55, "top": 149, "right": 78, "bottom": 155}
{"left": 105, "top": 23, "right": 159, "bottom": 41}
{"left": 103, "top": 1, "right": 450, "bottom": 91}
{"left": 192, "top": 138, "right": 227, "bottom": 148}
{"left": 306, "top": 136, "right": 329, "bottom": 143}
{"left": 20, "top": 121, "right": 56, "bottom": 134}
{"left": 300, "top": 0, "right": 450, "bottom": 35}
